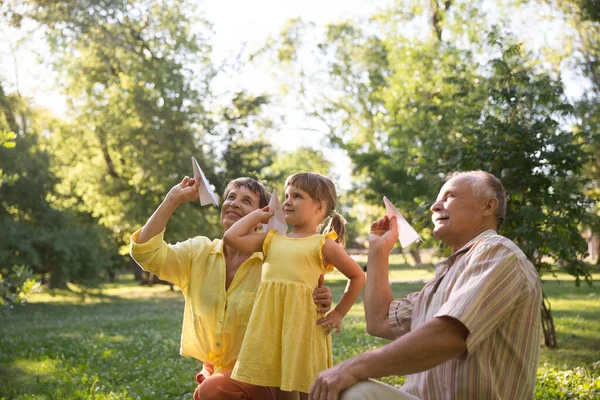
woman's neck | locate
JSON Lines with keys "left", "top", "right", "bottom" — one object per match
{"left": 223, "top": 242, "right": 253, "bottom": 259}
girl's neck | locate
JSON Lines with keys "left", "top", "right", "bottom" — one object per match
{"left": 287, "top": 223, "right": 320, "bottom": 238}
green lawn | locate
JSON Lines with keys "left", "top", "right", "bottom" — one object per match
{"left": 1, "top": 266, "right": 599, "bottom": 400}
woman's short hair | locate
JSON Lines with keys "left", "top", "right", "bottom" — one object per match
{"left": 223, "top": 177, "right": 271, "bottom": 208}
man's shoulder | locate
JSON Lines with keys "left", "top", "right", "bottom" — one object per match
{"left": 472, "top": 232, "right": 540, "bottom": 289}
{"left": 473, "top": 231, "right": 526, "bottom": 258}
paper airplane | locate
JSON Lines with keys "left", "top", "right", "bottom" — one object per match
{"left": 383, "top": 196, "right": 422, "bottom": 248}
{"left": 262, "top": 190, "right": 287, "bottom": 234}
{"left": 192, "top": 157, "right": 219, "bottom": 206}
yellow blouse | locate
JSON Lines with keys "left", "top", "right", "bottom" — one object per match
{"left": 130, "top": 228, "right": 263, "bottom": 373}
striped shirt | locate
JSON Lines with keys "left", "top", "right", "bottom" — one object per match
{"left": 389, "top": 229, "right": 542, "bottom": 400}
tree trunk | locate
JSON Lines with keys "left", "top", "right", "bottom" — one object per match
{"left": 130, "top": 256, "right": 142, "bottom": 281}
{"left": 541, "top": 292, "right": 558, "bottom": 348}
{"left": 596, "top": 234, "right": 600, "bottom": 265}
{"left": 408, "top": 248, "right": 422, "bottom": 265}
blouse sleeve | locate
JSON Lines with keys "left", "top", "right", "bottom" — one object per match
{"left": 130, "top": 227, "right": 210, "bottom": 290}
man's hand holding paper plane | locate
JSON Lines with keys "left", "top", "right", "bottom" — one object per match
{"left": 383, "top": 196, "right": 422, "bottom": 248}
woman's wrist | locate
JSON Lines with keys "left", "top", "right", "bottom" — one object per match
{"left": 164, "top": 193, "right": 182, "bottom": 210}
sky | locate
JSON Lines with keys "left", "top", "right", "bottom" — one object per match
{"left": 0, "top": 0, "right": 590, "bottom": 190}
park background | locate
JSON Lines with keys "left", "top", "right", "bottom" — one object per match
{"left": 1, "top": 0, "right": 599, "bottom": 398}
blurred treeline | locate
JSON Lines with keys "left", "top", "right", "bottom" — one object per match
{"left": 0, "top": 0, "right": 599, "bottom": 290}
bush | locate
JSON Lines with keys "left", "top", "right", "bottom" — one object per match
{"left": 535, "top": 363, "right": 600, "bottom": 400}
{"left": 0, "top": 265, "right": 38, "bottom": 311}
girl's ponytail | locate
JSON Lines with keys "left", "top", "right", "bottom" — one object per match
{"left": 322, "top": 210, "right": 347, "bottom": 248}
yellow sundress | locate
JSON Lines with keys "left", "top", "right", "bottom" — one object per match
{"left": 230, "top": 230, "right": 336, "bottom": 393}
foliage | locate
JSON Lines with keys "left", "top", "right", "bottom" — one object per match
{"left": 0, "top": 130, "right": 37, "bottom": 310}
{"left": 0, "top": 274, "right": 597, "bottom": 399}
{"left": 209, "top": 92, "right": 275, "bottom": 195}
{"left": 0, "top": 130, "right": 18, "bottom": 189}
{"left": 0, "top": 85, "right": 122, "bottom": 288}
{"left": 446, "top": 30, "right": 593, "bottom": 282}
{"left": 535, "top": 364, "right": 600, "bottom": 400}
{"left": 262, "top": 2, "right": 594, "bottom": 282}
{"left": 261, "top": 146, "right": 334, "bottom": 192}
{"left": 516, "top": 0, "right": 600, "bottom": 263}
{"left": 12, "top": 0, "right": 222, "bottom": 248}
{"left": 0, "top": 265, "right": 38, "bottom": 311}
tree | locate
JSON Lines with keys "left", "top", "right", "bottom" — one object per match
{"left": 261, "top": 146, "right": 334, "bottom": 191}
{"left": 555, "top": 0, "right": 600, "bottom": 263}
{"left": 11, "top": 0, "right": 221, "bottom": 249}
{"left": 516, "top": 0, "right": 600, "bottom": 263}
{"left": 0, "top": 80, "right": 121, "bottom": 287}
{"left": 0, "top": 130, "right": 37, "bottom": 310}
{"left": 264, "top": 1, "right": 594, "bottom": 347}
{"left": 209, "top": 92, "right": 276, "bottom": 195}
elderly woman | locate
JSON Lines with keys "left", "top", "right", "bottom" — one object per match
{"left": 130, "top": 176, "right": 333, "bottom": 400}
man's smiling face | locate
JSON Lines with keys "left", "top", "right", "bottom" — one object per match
{"left": 430, "top": 175, "right": 487, "bottom": 252}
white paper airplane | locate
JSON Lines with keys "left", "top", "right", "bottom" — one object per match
{"left": 262, "top": 190, "right": 287, "bottom": 234}
{"left": 191, "top": 157, "right": 219, "bottom": 206}
{"left": 383, "top": 196, "right": 422, "bottom": 248}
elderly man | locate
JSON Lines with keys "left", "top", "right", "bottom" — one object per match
{"left": 309, "top": 171, "right": 542, "bottom": 400}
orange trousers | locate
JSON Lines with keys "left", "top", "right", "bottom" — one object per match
{"left": 194, "top": 366, "right": 277, "bottom": 400}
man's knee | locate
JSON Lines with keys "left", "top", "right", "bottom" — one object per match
{"left": 340, "top": 381, "right": 374, "bottom": 400}
{"left": 340, "top": 380, "right": 418, "bottom": 400}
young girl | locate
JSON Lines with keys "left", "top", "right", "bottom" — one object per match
{"left": 223, "top": 172, "right": 366, "bottom": 399}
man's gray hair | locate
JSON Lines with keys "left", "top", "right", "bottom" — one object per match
{"left": 446, "top": 171, "right": 507, "bottom": 231}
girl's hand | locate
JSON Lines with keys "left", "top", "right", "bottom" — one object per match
{"left": 166, "top": 176, "right": 199, "bottom": 205}
{"left": 317, "top": 309, "right": 343, "bottom": 335}
{"left": 253, "top": 206, "right": 275, "bottom": 224}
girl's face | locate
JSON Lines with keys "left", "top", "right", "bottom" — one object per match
{"left": 220, "top": 186, "right": 261, "bottom": 230}
{"left": 282, "top": 185, "right": 324, "bottom": 227}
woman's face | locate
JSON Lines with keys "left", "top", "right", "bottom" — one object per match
{"left": 220, "top": 185, "right": 262, "bottom": 230}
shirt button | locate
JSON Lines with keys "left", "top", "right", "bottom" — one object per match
{"left": 216, "top": 343, "right": 220, "bottom": 346}
{"left": 218, "top": 321, "right": 222, "bottom": 326}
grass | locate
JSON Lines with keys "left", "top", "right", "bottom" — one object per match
{"left": 1, "top": 263, "right": 599, "bottom": 400}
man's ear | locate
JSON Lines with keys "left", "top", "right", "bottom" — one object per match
{"left": 481, "top": 197, "right": 498, "bottom": 217}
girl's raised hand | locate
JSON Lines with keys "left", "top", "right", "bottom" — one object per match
{"left": 317, "top": 309, "right": 343, "bottom": 335}
{"left": 252, "top": 206, "right": 275, "bottom": 224}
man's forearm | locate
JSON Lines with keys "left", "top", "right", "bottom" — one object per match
{"left": 364, "top": 245, "right": 396, "bottom": 339}
{"left": 341, "top": 316, "right": 469, "bottom": 380}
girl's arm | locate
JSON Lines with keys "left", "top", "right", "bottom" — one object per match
{"left": 319, "top": 240, "right": 366, "bottom": 333}
{"left": 222, "top": 206, "right": 274, "bottom": 253}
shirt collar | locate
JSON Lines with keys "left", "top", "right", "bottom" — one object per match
{"left": 435, "top": 229, "right": 497, "bottom": 272}
{"left": 209, "top": 238, "right": 264, "bottom": 261}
